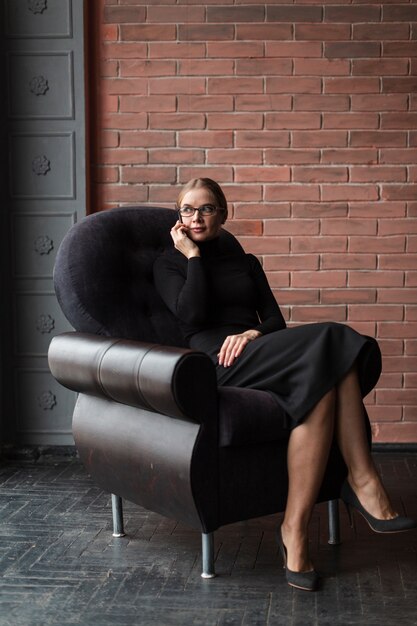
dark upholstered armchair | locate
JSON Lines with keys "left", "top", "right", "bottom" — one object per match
{"left": 48, "top": 206, "right": 351, "bottom": 578}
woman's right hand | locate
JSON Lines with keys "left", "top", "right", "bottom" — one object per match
{"left": 170, "top": 221, "right": 200, "bottom": 259}
{"left": 217, "top": 330, "right": 262, "bottom": 367}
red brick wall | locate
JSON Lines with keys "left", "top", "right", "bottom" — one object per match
{"left": 89, "top": 0, "right": 417, "bottom": 443}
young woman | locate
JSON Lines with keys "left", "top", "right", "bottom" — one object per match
{"left": 153, "top": 178, "right": 416, "bottom": 591}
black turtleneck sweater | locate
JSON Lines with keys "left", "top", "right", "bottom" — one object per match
{"left": 153, "top": 236, "right": 286, "bottom": 360}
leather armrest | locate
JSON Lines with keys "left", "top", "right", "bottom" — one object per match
{"left": 48, "top": 332, "right": 217, "bottom": 423}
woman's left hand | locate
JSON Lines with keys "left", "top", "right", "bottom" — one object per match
{"left": 218, "top": 330, "right": 262, "bottom": 367}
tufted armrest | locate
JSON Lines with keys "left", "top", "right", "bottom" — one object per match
{"left": 48, "top": 332, "right": 218, "bottom": 424}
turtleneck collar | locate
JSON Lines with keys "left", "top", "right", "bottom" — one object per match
{"left": 198, "top": 236, "right": 221, "bottom": 257}
{"left": 199, "top": 229, "right": 245, "bottom": 259}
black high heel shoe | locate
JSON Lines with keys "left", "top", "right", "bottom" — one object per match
{"left": 341, "top": 481, "right": 417, "bottom": 534}
{"left": 276, "top": 525, "right": 319, "bottom": 592}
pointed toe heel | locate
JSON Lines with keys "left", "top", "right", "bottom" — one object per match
{"left": 276, "top": 525, "right": 320, "bottom": 592}
{"left": 285, "top": 565, "right": 320, "bottom": 592}
{"left": 340, "top": 481, "right": 417, "bottom": 534}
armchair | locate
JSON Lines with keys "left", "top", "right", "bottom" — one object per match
{"left": 48, "top": 206, "right": 351, "bottom": 578}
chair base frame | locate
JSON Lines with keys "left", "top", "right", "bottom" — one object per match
{"left": 111, "top": 494, "right": 340, "bottom": 578}
{"left": 328, "top": 498, "right": 341, "bottom": 545}
{"left": 112, "top": 494, "right": 126, "bottom": 538}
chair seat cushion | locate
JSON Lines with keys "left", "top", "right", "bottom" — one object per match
{"left": 218, "top": 386, "right": 290, "bottom": 447}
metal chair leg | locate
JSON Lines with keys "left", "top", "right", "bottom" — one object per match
{"left": 201, "top": 532, "right": 216, "bottom": 579}
{"left": 328, "top": 498, "right": 341, "bottom": 545}
{"left": 111, "top": 494, "right": 126, "bottom": 538}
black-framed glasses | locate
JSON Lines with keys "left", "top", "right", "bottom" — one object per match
{"left": 177, "top": 204, "right": 221, "bottom": 218}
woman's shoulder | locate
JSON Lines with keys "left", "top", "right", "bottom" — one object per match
{"left": 245, "top": 253, "right": 263, "bottom": 269}
{"left": 222, "top": 251, "right": 264, "bottom": 274}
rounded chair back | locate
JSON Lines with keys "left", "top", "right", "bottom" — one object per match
{"left": 54, "top": 206, "right": 186, "bottom": 346}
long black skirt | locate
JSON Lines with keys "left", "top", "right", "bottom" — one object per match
{"left": 212, "top": 322, "right": 381, "bottom": 430}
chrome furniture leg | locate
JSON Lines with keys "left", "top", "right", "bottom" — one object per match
{"left": 328, "top": 498, "right": 340, "bottom": 545}
{"left": 201, "top": 532, "right": 216, "bottom": 579}
{"left": 112, "top": 494, "right": 126, "bottom": 538}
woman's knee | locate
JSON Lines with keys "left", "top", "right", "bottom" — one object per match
{"left": 322, "top": 387, "right": 336, "bottom": 412}
{"left": 305, "top": 387, "right": 336, "bottom": 427}
{"left": 338, "top": 361, "right": 360, "bottom": 389}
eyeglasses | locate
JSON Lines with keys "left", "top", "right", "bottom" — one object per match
{"left": 177, "top": 204, "right": 221, "bottom": 218}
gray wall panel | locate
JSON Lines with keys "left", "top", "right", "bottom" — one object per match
{"left": 2, "top": 0, "right": 86, "bottom": 446}
{"left": 10, "top": 132, "right": 75, "bottom": 199}
{"left": 5, "top": 0, "right": 73, "bottom": 39}
{"left": 14, "top": 292, "right": 73, "bottom": 356}
{"left": 8, "top": 52, "right": 74, "bottom": 119}
{"left": 12, "top": 212, "right": 76, "bottom": 278}
{"left": 15, "top": 369, "right": 75, "bottom": 442}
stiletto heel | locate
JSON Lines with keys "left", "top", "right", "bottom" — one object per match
{"left": 343, "top": 500, "right": 355, "bottom": 529}
{"left": 276, "top": 525, "right": 319, "bottom": 592}
{"left": 340, "top": 481, "right": 417, "bottom": 534}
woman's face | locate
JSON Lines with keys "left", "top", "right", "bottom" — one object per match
{"left": 179, "top": 187, "right": 225, "bottom": 242}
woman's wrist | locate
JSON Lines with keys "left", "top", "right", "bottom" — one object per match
{"left": 243, "top": 329, "right": 262, "bottom": 341}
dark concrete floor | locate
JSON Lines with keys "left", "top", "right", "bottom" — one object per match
{"left": 0, "top": 453, "right": 416, "bottom": 626}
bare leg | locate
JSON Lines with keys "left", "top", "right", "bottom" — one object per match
{"left": 335, "top": 365, "right": 397, "bottom": 519}
{"left": 281, "top": 388, "right": 336, "bottom": 572}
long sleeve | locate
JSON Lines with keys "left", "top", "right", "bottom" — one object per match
{"left": 247, "top": 254, "right": 287, "bottom": 335}
{"left": 154, "top": 243, "right": 286, "bottom": 348}
{"left": 153, "top": 253, "right": 209, "bottom": 326}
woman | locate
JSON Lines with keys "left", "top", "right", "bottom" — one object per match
{"left": 153, "top": 178, "right": 416, "bottom": 591}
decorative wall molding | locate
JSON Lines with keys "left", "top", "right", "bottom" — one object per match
{"left": 12, "top": 212, "right": 76, "bottom": 280}
{"left": 5, "top": 0, "right": 84, "bottom": 447}
{"left": 8, "top": 52, "right": 74, "bottom": 119}
{"left": 14, "top": 291, "right": 70, "bottom": 357}
{"left": 29, "top": 75, "right": 49, "bottom": 96}
{"left": 36, "top": 314, "right": 55, "bottom": 334}
{"left": 34, "top": 235, "right": 54, "bottom": 256}
{"left": 28, "top": 0, "right": 48, "bottom": 15}
{"left": 32, "top": 155, "right": 51, "bottom": 176}
{"left": 37, "top": 390, "right": 56, "bottom": 411}
{"left": 10, "top": 132, "right": 75, "bottom": 199}
{"left": 5, "top": 0, "right": 73, "bottom": 39}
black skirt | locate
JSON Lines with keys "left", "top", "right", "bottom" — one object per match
{"left": 210, "top": 322, "right": 381, "bottom": 430}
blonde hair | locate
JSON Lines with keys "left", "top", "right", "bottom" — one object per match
{"left": 176, "top": 178, "right": 228, "bottom": 221}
